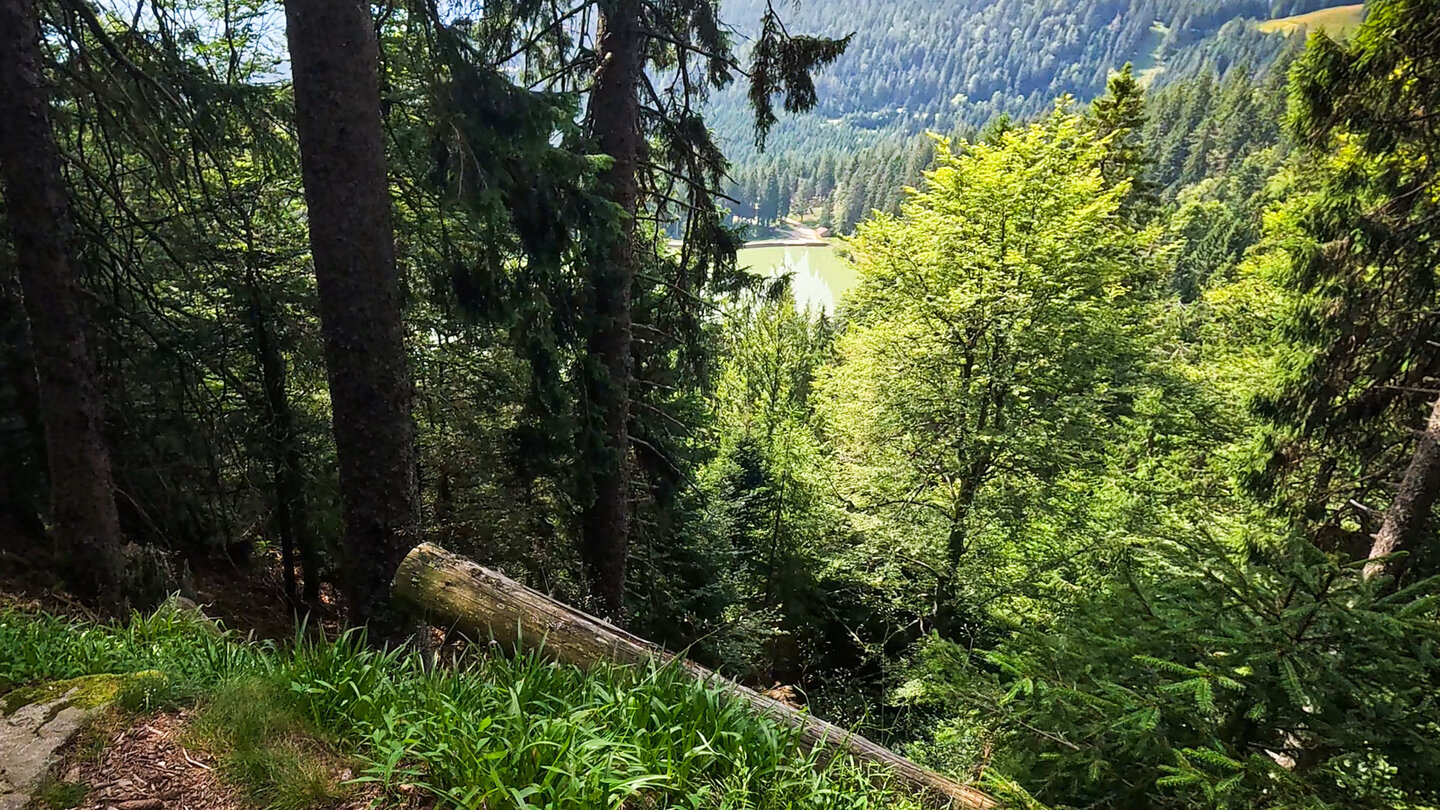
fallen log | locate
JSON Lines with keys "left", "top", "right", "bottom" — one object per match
{"left": 391, "top": 542, "right": 999, "bottom": 810}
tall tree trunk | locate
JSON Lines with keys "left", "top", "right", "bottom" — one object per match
{"left": 284, "top": 0, "right": 417, "bottom": 633}
{"left": 0, "top": 0, "right": 127, "bottom": 608}
{"left": 246, "top": 269, "right": 319, "bottom": 610}
{"left": 581, "top": 0, "right": 645, "bottom": 619}
{"left": 0, "top": 272, "right": 47, "bottom": 539}
{"left": 1364, "top": 394, "right": 1440, "bottom": 581}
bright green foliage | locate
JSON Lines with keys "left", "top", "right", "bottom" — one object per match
{"left": 699, "top": 287, "right": 837, "bottom": 674}
{"left": 714, "top": 283, "right": 834, "bottom": 448}
{"left": 291, "top": 638, "right": 911, "bottom": 810}
{"left": 644, "top": 286, "right": 856, "bottom": 686}
{"left": 906, "top": 535, "right": 1440, "bottom": 808}
{"left": 910, "top": 533, "right": 1440, "bottom": 801}
{"left": 877, "top": 5, "right": 1440, "bottom": 809}
{"left": 0, "top": 606, "right": 261, "bottom": 698}
{"left": 819, "top": 107, "right": 1165, "bottom": 612}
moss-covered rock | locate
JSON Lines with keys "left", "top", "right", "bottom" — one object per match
{"left": 0, "top": 672, "right": 163, "bottom": 810}
{"left": 2, "top": 673, "right": 151, "bottom": 719}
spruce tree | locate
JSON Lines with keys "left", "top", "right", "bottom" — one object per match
{"left": 1273, "top": 0, "right": 1440, "bottom": 580}
{"left": 1090, "top": 63, "right": 1155, "bottom": 223}
{"left": 574, "top": 0, "right": 846, "bottom": 618}
{"left": 0, "top": 0, "right": 128, "bottom": 609}
{"left": 284, "top": 0, "right": 418, "bottom": 634}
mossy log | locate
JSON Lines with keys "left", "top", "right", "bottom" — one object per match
{"left": 391, "top": 542, "right": 999, "bottom": 810}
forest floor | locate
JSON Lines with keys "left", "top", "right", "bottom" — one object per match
{"left": 0, "top": 520, "right": 336, "bottom": 642}
{"left": 31, "top": 705, "right": 400, "bottom": 810}
{"left": 0, "top": 551, "right": 354, "bottom": 810}
{"left": 50, "top": 711, "right": 271, "bottom": 810}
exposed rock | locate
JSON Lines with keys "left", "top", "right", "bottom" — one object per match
{"left": 0, "top": 673, "right": 160, "bottom": 810}
{"left": 155, "top": 595, "right": 221, "bottom": 636}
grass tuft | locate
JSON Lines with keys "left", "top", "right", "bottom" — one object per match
{"left": 29, "top": 776, "right": 89, "bottom": 810}
{"left": 188, "top": 679, "right": 353, "bottom": 810}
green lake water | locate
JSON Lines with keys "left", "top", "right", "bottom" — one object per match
{"left": 736, "top": 244, "right": 858, "bottom": 312}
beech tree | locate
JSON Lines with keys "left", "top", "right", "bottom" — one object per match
{"left": 818, "top": 109, "right": 1163, "bottom": 620}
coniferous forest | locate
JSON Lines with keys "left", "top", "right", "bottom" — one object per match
{"left": 1, "top": 1, "right": 1439, "bottom": 809}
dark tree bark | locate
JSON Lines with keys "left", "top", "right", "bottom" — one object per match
{"left": 0, "top": 272, "right": 47, "bottom": 539}
{"left": 1364, "top": 395, "right": 1440, "bottom": 581}
{"left": 284, "top": 0, "right": 417, "bottom": 632}
{"left": 0, "top": 0, "right": 127, "bottom": 607}
{"left": 581, "top": 0, "right": 646, "bottom": 619}
{"left": 246, "top": 269, "right": 320, "bottom": 609}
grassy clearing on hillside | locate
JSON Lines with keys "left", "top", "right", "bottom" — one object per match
{"left": 1132, "top": 21, "right": 1169, "bottom": 86}
{"left": 1255, "top": 4, "right": 1366, "bottom": 36}
{"left": 0, "top": 607, "right": 926, "bottom": 810}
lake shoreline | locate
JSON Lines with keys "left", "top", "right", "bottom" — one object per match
{"left": 665, "top": 237, "right": 832, "bottom": 250}
{"left": 737, "top": 238, "right": 831, "bottom": 248}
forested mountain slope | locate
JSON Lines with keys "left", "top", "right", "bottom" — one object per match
{"left": 714, "top": 0, "right": 1361, "bottom": 228}
{"left": 719, "top": 0, "right": 1327, "bottom": 136}
{"left": 722, "top": 59, "right": 1293, "bottom": 235}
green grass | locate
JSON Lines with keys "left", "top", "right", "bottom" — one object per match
{"left": 1134, "top": 21, "right": 1169, "bottom": 86}
{"left": 0, "top": 606, "right": 261, "bottom": 705}
{"left": 30, "top": 776, "right": 90, "bottom": 810}
{"left": 188, "top": 679, "right": 352, "bottom": 810}
{"left": 0, "top": 607, "right": 926, "bottom": 810}
{"left": 1255, "top": 4, "right": 1366, "bottom": 36}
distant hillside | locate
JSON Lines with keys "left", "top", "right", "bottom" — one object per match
{"left": 711, "top": 0, "right": 1346, "bottom": 158}
{"left": 711, "top": 0, "right": 1363, "bottom": 230}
